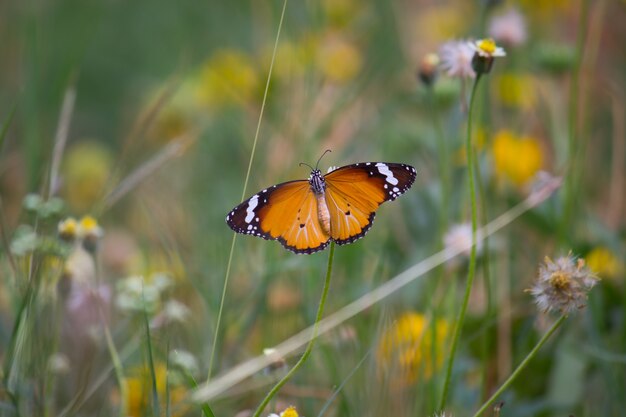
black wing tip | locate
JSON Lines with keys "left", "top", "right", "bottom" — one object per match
{"left": 333, "top": 213, "right": 376, "bottom": 246}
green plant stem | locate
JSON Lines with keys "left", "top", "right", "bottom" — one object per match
{"left": 142, "top": 296, "right": 160, "bottom": 417}
{"left": 102, "top": 321, "right": 127, "bottom": 417}
{"left": 560, "top": 0, "right": 589, "bottom": 244}
{"left": 474, "top": 147, "right": 494, "bottom": 401}
{"left": 207, "top": 0, "right": 289, "bottom": 382}
{"left": 428, "top": 87, "right": 450, "bottom": 239}
{"left": 439, "top": 74, "right": 482, "bottom": 411}
{"left": 252, "top": 241, "right": 335, "bottom": 417}
{"left": 472, "top": 315, "right": 567, "bottom": 417}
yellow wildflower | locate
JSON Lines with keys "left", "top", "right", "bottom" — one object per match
{"left": 281, "top": 406, "right": 299, "bottom": 417}
{"left": 196, "top": 49, "right": 259, "bottom": 108}
{"left": 58, "top": 217, "right": 79, "bottom": 242}
{"left": 123, "top": 363, "right": 187, "bottom": 417}
{"left": 321, "top": 0, "right": 361, "bottom": 28}
{"left": 269, "top": 405, "right": 301, "bottom": 417}
{"left": 496, "top": 73, "right": 536, "bottom": 109}
{"left": 586, "top": 247, "right": 623, "bottom": 280}
{"left": 415, "top": 6, "right": 469, "bottom": 40}
{"left": 492, "top": 130, "right": 543, "bottom": 186}
{"left": 518, "top": 0, "right": 571, "bottom": 21}
{"left": 377, "top": 312, "right": 449, "bottom": 386}
{"left": 316, "top": 35, "right": 362, "bottom": 84}
{"left": 62, "top": 141, "right": 112, "bottom": 212}
{"left": 264, "top": 40, "right": 313, "bottom": 80}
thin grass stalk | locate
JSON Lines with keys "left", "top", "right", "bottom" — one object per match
{"left": 142, "top": 291, "right": 160, "bottom": 417}
{"left": 317, "top": 349, "right": 370, "bottom": 417}
{"left": 439, "top": 73, "right": 483, "bottom": 411}
{"left": 48, "top": 84, "right": 76, "bottom": 199}
{"left": 560, "top": 0, "right": 590, "bottom": 244}
{"left": 427, "top": 88, "right": 450, "bottom": 239}
{"left": 207, "top": 0, "right": 289, "bottom": 382}
{"left": 102, "top": 321, "right": 127, "bottom": 417}
{"left": 252, "top": 241, "right": 335, "bottom": 417}
{"left": 58, "top": 337, "right": 141, "bottom": 417}
{"left": 472, "top": 315, "right": 567, "bottom": 417}
{"left": 473, "top": 146, "right": 494, "bottom": 401}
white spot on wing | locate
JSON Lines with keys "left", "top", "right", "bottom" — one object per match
{"left": 375, "top": 163, "right": 399, "bottom": 185}
{"left": 245, "top": 195, "right": 259, "bottom": 224}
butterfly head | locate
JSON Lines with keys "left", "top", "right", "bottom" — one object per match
{"left": 308, "top": 169, "right": 326, "bottom": 194}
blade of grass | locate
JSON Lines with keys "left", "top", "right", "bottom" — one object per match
{"left": 102, "top": 320, "right": 127, "bottom": 417}
{"left": 172, "top": 352, "right": 216, "bottom": 417}
{"left": 143, "top": 288, "right": 160, "bottom": 417}
{"left": 207, "top": 0, "right": 289, "bottom": 382}
{"left": 98, "top": 135, "right": 194, "bottom": 212}
{"left": 48, "top": 82, "right": 76, "bottom": 199}
{"left": 317, "top": 349, "right": 370, "bottom": 417}
{"left": 0, "top": 103, "right": 16, "bottom": 155}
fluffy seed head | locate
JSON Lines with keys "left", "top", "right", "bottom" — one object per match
{"left": 528, "top": 254, "right": 599, "bottom": 314}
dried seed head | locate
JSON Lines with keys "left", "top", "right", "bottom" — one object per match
{"left": 528, "top": 254, "right": 599, "bottom": 314}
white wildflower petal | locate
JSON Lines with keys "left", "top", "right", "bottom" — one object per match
{"left": 488, "top": 8, "right": 527, "bottom": 47}
{"left": 152, "top": 272, "right": 174, "bottom": 291}
{"left": 170, "top": 349, "right": 198, "bottom": 372}
{"left": 439, "top": 40, "right": 476, "bottom": 79}
{"left": 163, "top": 299, "right": 191, "bottom": 323}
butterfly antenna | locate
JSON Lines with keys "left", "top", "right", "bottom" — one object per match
{"left": 299, "top": 162, "right": 315, "bottom": 171}
{"left": 315, "top": 149, "right": 332, "bottom": 170}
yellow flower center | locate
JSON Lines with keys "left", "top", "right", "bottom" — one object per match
{"left": 549, "top": 271, "right": 571, "bottom": 290}
{"left": 79, "top": 215, "right": 99, "bottom": 232}
{"left": 59, "top": 218, "right": 78, "bottom": 236}
{"left": 478, "top": 38, "right": 497, "bottom": 54}
{"left": 281, "top": 406, "right": 299, "bottom": 417}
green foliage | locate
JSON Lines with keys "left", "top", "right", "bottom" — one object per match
{"left": 0, "top": 0, "right": 624, "bottom": 416}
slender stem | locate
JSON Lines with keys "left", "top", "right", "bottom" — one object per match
{"left": 102, "top": 320, "right": 127, "bottom": 417}
{"left": 207, "top": 0, "right": 289, "bottom": 381}
{"left": 428, "top": 87, "right": 450, "bottom": 239}
{"left": 560, "top": 0, "right": 589, "bottom": 244}
{"left": 142, "top": 293, "right": 160, "bottom": 417}
{"left": 474, "top": 146, "right": 493, "bottom": 401}
{"left": 439, "top": 74, "right": 482, "bottom": 411}
{"left": 252, "top": 241, "right": 335, "bottom": 417}
{"left": 472, "top": 315, "right": 567, "bottom": 417}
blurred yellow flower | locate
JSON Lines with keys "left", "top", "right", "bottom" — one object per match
{"left": 496, "top": 73, "right": 536, "bottom": 109}
{"left": 124, "top": 363, "right": 186, "bottom": 417}
{"left": 266, "top": 40, "right": 313, "bottom": 80}
{"left": 78, "top": 215, "right": 102, "bottom": 238}
{"left": 62, "top": 141, "right": 112, "bottom": 213}
{"left": 151, "top": 107, "right": 190, "bottom": 144}
{"left": 586, "top": 247, "right": 623, "bottom": 280}
{"left": 58, "top": 217, "right": 78, "bottom": 242}
{"left": 321, "top": 0, "right": 361, "bottom": 28}
{"left": 377, "top": 312, "right": 449, "bottom": 385}
{"left": 415, "top": 6, "right": 469, "bottom": 40}
{"left": 196, "top": 49, "right": 259, "bottom": 108}
{"left": 519, "top": 0, "right": 570, "bottom": 20}
{"left": 316, "top": 35, "right": 362, "bottom": 84}
{"left": 492, "top": 130, "right": 543, "bottom": 186}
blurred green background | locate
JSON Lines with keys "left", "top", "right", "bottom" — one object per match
{"left": 0, "top": 0, "right": 625, "bottom": 416}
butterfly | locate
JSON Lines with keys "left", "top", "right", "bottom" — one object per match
{"left": 226, "top": 158, "right": 416, "bottom": 254}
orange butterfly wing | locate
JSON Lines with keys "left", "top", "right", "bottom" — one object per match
{"left": 226, "top": 181, "right": 331, "bottom": 254}
{"left": 324, "top": 163, "right": 416, "bottom": 245}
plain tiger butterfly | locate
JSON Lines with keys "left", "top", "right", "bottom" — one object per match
{"left": 226, "top": 155, "right": 416, "bottom": 254}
